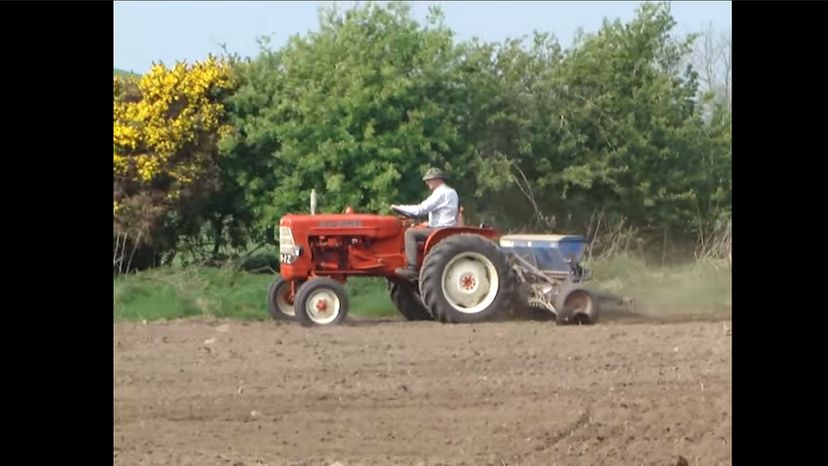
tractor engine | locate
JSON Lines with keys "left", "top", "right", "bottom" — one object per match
{"left": 308, "top": 235, "right": 348, "bottom": 271}
{"left": 279, "top": 213, "right": 407, "bottom": 280}
{"left": 308, "top": 235, "right": 379, "bottom": 271}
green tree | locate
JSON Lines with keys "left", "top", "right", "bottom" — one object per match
{"left": 227, "top": 3, "right": 466, "bottom": 220}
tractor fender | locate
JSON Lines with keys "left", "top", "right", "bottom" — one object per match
{"left": 422, "top": 227, "right": 500, "bottom": 257}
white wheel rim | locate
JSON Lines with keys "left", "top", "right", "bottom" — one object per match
{"left": 440, "top": 252, "right": 500, "bottom": 314}
{"left": 275, "top": 283, "right": 295, "bottom": 317}
{"left": 305, "top": 289, "right": 341, "bottom": 325}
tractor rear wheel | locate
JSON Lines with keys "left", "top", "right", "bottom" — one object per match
{"left": 294, "top": 278, "right": 350, "bottom": 327}
{"left": 389, "top": 281, "right": 433, "bottom": 321}
{"left": 266, "top": 277, "right": 302, "bottom": 321}
{"left": 419, "top": 234, "right": 514, "bottom": 323}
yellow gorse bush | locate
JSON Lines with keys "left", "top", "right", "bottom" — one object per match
{"left": 113, "top": 57, "right": 235, "bottom": 214}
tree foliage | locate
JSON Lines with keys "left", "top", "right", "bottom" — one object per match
{"left": 113, "top": 57, "right": 236, "bottom": 266}
{"left": 113, "top": 1, "right": 731, "bottom": 267}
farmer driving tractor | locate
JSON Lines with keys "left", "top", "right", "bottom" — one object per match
{"left": 390, "top": 167, "right": 459, "bottom": 280}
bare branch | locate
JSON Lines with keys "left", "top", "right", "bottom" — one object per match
{"left": 125, "top": 231, "right": 143, "bottom": 275}
{"left": 510, "top": 163, "right": 554, "bottom": 228}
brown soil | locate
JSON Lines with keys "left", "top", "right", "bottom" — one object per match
{"left": 115, "top": 317, "right": 731, "bottom": 466}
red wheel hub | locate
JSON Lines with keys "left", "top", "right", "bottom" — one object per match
{"left": 315, "top": 299, "right": 329, "bottom": 311}
{"left": 460, "top": 273, "right": 476, "bottom": 290}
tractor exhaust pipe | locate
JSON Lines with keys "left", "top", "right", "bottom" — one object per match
{"left": 310, "top": 189, "right": 317, "bottom": 215}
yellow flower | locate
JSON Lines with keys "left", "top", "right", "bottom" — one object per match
{"left": 113, "top": 57, "right": 236, "bottom": 196}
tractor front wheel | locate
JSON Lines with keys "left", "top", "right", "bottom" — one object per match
{"left": 294, "top": 278, "right": 350, "bottom": 327}
{"left": 267, "top": 277, "right": 303, "bottom": 321}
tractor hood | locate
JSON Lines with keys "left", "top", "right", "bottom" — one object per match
{"left": 499, "top": 234, "right": 588, "bottom": 273}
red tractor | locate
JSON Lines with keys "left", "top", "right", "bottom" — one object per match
{"left": 267, "top": 206, "right": 516, "bottom": 326}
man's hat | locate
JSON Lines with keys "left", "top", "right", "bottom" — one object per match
{"left": 422, "top": 167, "right": 448, "bottom": 181}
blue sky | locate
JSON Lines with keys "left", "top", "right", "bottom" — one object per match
{"left": 114, "top": 1, "right": 731, "bottom": 74}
